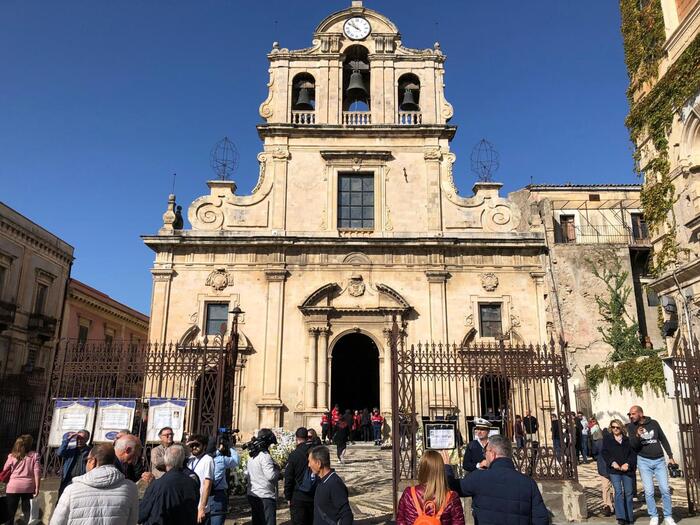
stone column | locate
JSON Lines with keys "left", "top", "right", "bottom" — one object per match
{"left": 426, "top": 270, "right": 450, "bottom": 343}
{"left": 257, "top": 269, "right": 287, "bottom": 428}
{"left": 382, "top": 327, "right": 394, "bottom": 413}
{"left": 317, "top": 328, "right": 330, "bottom": 410}
{"left": 306, "top": 328, "right": 318, "bottom": 409}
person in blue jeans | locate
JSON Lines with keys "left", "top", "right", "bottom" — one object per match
{"left": 370, "top": 408, "right": 383, "bottom": 445}
{"left": 627, "top": 405, "right": 677, "bottom": 525}
{"left": 209, "top": 437, "right": 240, "bottom": 525}
{"left": 602, "top": 419, "right": 636, "bottom": 524}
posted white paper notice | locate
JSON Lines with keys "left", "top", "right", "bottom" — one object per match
{"left": 100, "top": 409, "right": 130, "bottom": 430}
{"left": 61, "top": 412, "right": 87, "bottom": 430}
{"left": 429, "top": 428, "right": 455, "bottom": 450}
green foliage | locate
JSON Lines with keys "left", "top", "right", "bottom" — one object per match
{"left": 620, "top": 0, "right": 700, "bottom": 275}
{"left": 586, "top": 356, "right": 665, "bottom": 397}
{"left": 620, "top": 0, "right": 666, "bottom": 96}
{"left": 588, "top": 254, "right": 649, "bottom": 361}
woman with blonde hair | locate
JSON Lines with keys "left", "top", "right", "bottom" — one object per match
{"left": 2, "top": 434, "right": 41, "bottom": 525}
{"left": 602, "top": 419, "right": 636, "bottom": 525}
{"left": 396, "top": 450, "right": 464, "bottom": 525}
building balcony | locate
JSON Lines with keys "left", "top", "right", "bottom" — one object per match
{"left": 397, "top": 111, "right": 422, "bottom": 125}
{"left": 342, "top": 111, "right": 371, "bottom": 126}
{"left": 554, "top": 224, "right": 651, "bottom": 247}
{"left": 291, "top": 110, "right": 316, "bottom": 125}
{"left": 27, "top": 313, "right": 57, "bottom": 342}
{"left": 0, "top": 300, "right": 17, "bottom": 332}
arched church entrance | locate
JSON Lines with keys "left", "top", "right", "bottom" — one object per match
{"left": 330, "top": 333, "right": 380, "bottom": 412}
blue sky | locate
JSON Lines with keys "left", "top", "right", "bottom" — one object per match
{"left": 0, "top": 1, "right": 634, "bottom": 315}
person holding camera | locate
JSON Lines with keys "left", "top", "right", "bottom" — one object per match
{"left": 285, "top": 428, "right": 317, "bottom": 525}
{"left": 187, "top": 434, "right": 215, "bottom": 524}
{"left": 209, "top": 434, "right": 240, "bottom": 525}
{"left": 246, "top": 428, "right": 281, "bottom": 525}
{"left": 627, "top": 406, "right": 677, "bottom": 525}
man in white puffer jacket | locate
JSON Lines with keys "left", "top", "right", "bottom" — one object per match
{"left": 50, "top": 443, "right": 138, "bottom": 525}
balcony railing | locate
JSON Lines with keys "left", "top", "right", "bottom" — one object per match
{"left": 554, "top": 224, "right": 651, "bottom": 246}
{"left": 397, "top": 111, "right": 422, "bottom": 125}
{"left": 27, "top": 313, "right": 57, "bottom": 341}
{"left": 291, "top": 111, "right": 315, "bottom": 125}
{"left": 0, "top": 300, "right": 17, "bottom": 331}
{"left": 342, "top": 111, "right": 371, "bottom": 126}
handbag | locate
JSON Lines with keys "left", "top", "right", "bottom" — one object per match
{"left": 0, "top": 465, "right": 11, "bottom": 484}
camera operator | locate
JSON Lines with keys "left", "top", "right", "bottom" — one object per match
{"left": 245, "top": 428, "right": 281, "bottom": 525}
{"left": 209, "top": 432, "right": 240, "bottom": 525}
{"left": 284, "top": 427, "right": 317, "bottom": 525}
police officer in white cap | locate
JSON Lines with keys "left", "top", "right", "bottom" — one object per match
{"left": 463, "top": 417, "right": 493, "bottom": 472}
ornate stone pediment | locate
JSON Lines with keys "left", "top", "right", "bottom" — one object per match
{"left": 299, "top": 279, "right": 410, "bottom": 315}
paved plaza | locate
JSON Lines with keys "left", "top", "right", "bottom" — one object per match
{"left": 230, "top": 443, "right": 699, "bottom": 525}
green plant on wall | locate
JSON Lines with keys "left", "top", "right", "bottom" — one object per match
{"left": 620, "top": 1, "right": 700, "bottom": 275}
{"left": 586, "top": 356, "right": 665, "bottom": 397}
{"left": 588, "top": 252, "right": 650, "bottom": 361}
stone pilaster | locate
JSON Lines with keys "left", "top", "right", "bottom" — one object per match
{"left": 257, "top": 268, "right": 288, "bottom": 428}
{"left": 426, "top": 270, "right": 450, "bottom": 342}
{"left": 424, "top": 149, "right": 443, "bottom": 231}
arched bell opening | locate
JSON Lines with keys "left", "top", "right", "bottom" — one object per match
{"left": 292, "top": 73, "right": 316, "bottom": 111}
{"left": 398, "top": 73, "right": 420, "bottom": 112}
{"left": 343, "top": 45, "right": 370, "bottom": 112}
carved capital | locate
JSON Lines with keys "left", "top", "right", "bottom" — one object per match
{"left": 271, "top": 147, "right": 291, "bottom": 160}
{"left": 424, "top": 148, "right": 442, "bottom": 161}
{"left": 265, "top": 269, "right": 289, "bottom": 282}
{"left": 425, "top": 270, "right": 450, "bottom": 283}
{"left": 152, "top": 269, "right": 174, "bottom": 282}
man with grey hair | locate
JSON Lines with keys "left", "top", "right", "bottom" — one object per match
{"left": 114, "top": 433, "right": 148, "bottom": 483}
{"left": 139, "top": 444, "right": 200, "bottom": 525}
{"left": 443, "top": 434, "right": 549, "bottom": 524}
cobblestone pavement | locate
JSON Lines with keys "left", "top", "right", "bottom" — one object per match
{"left": 228, "top": 444, "right": 700, "bottom": 524}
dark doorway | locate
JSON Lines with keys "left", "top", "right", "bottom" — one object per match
{"left": 331, "top": 333, "right": 380, "bottom": 412}
{"left": 479, "top": 375, "right": 509, "bottom": 420}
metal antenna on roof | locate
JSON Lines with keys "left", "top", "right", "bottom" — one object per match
{"left": 171, "top": 173, "right": 177, "bottom": 194}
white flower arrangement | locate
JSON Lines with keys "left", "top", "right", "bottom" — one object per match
{"left": 230, "top": 427, "right": 296, "bottom": 495}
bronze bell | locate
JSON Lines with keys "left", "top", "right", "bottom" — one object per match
{"left": 400, "top": 88, "right": 419, "bottom": 111}
{"left": 295, "top": 87, "right": 314, "bottom": 110}
{"left": 346, "top": 70, "right": 368, "bottom": 100}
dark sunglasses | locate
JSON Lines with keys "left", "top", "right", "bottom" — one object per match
{"left": 190, "top": 442, "right": 202, "bottom": 447}
{"left": 611, "top": 426, "right": 622, "bottom": 430}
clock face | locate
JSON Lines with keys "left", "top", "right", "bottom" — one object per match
{"left": 343, "top": 17, "right": 371, "bottom": 40}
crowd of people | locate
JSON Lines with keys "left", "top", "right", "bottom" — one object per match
{"left": 0, "top": 403, "right": 680, "bottom": 525}
{"left": 320, "top": 405, "right": 384, "bottom": 448}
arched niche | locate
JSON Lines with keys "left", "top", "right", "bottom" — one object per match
{"left": 343, "top": 45, "right": 370, "bottom": 112}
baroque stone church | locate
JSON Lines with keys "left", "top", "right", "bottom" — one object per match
{"left": 143, "top": 1, "right": 560, "bottom": 433}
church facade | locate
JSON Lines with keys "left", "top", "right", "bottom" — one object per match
{"left": 142, "top": 2, "right": 642, "bottom": 433}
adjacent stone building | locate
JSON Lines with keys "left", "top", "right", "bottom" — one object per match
{"left": 0, "top": 202, "right": 74, "bottom": 449}
{"left": 60, "top": 278, "right": 149, "bottom": 345}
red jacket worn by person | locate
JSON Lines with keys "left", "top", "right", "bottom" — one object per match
{"left": 396, "top": 484, "right": 465, "bottom": 525}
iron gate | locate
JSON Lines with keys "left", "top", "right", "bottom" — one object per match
{"left": 671, "top": 339, "right": 700, "bottom": 515}
{"left": 37, "top": 335, "right": 239, "bottom": 475}
{"left": 391, "top": 335, "right": 578, "bottom": 488}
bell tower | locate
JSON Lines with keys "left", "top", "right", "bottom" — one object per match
{"left": 258, "top": 0, "right": 453, "bottom": 127}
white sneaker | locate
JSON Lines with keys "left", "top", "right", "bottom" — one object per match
{"left": 664, "top": 517, "right": 677, "bottom": 525}
{"left": 649, "top": 518, "right": 659, "bottom": 525}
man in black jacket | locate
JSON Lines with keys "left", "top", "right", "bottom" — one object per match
{"left": 522, "top": 409, "right": 539, "bottom": 444}
{"left": 139, "top": 444, "right": 200, "bottom": 525}
{"left": 308, "top": 446, "right": 353, "bottom": 525}
{"left": 285, "top": 427, "right": 316, "bottom": 525}
{"left": 627, "top": 405, "right": 677, "bottom": 525}
{"left": 444, "top": 434, "right": 549, "bottom": 525}
{"left": 463, "top": 418, "right": 491, "bottom": 472}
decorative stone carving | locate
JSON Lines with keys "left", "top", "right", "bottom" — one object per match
{"left": 465, "top": 313, "right": 473, "bottom": 327}
{"left": 258, "top": 70, "right": 274, "bottom": 119}
{"left": 271, "top": 147, "right": 290, "bottom": 160}
{"left": 480, "top": 273, "right": 499, "bottom": 292}
{"left": 161, "top": 194, "right": 177, "bottom": 233}
{"left": 424, "top": 148, "right": 442, "bottom": 161}
{"left": 510, "top": 305, "right": 521, "bottom": 328}
{"left": 206, "top": 268, "right": 233, "bottom": 291}
{"left": 348, "top": 275, "right": 365, "bottom": 297}
{"left": 251, "top": 152, "right": 267, "bottom": 194}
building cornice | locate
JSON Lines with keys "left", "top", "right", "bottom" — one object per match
{"left": 68, "top": 288, "right": 149, "bottom": 330}
{"left": 0, "top": 217, "right": 74, "bottom": 266}
{"left": 257, "top": 124, "right": 457, "bottom": 141}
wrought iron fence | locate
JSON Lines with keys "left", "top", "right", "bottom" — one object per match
{"left": 37, "top": 337, "right": 239, "bottom": 475}
{"left": 671, "top": 339, "right": 700, "bottom": 515}
{"left": 391, "top": 336, "right": 578, "bottom": 489}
